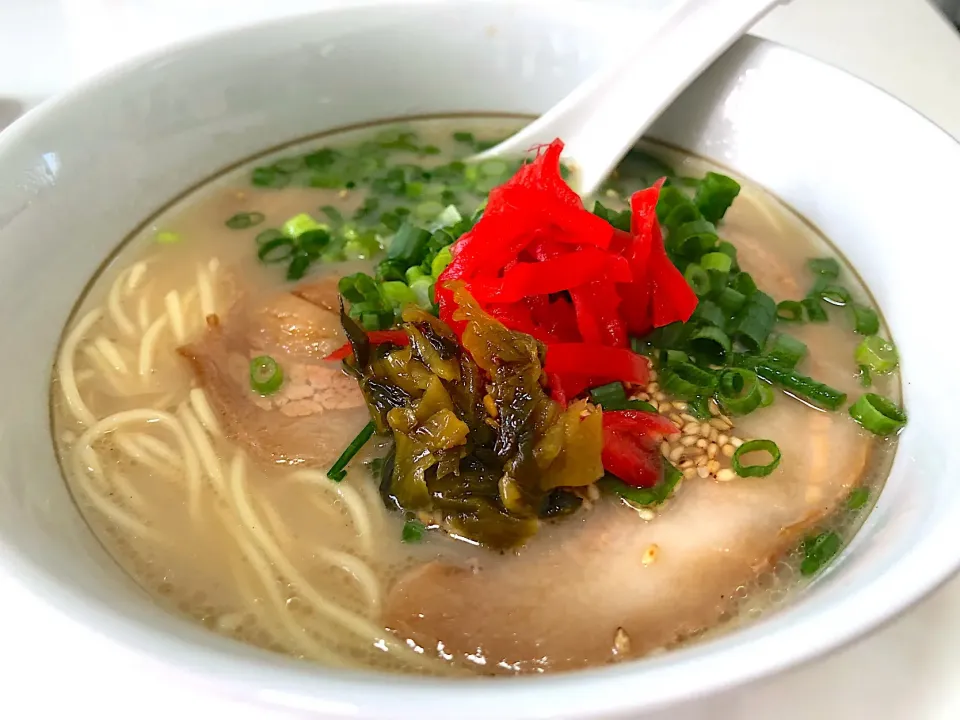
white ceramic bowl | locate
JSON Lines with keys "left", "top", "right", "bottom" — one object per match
{"left": 1, "top": 1, "right": 959, "bottom": 717}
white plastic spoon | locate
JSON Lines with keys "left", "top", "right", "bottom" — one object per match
{"left": 475, "top": 0, "right": 784, "bottom": 196}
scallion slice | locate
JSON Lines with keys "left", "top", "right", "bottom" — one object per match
{"left": 849, "top": 393, "right": 907, "bottom": 436}
{"left": 847, "top": 487, "right": 869, "bottom": 511}
{"left": 751, "top": 361, "right": 847, "bottom": 411}
{"left": 800, "top": 531, "right": 841, "bottom": 576}
{"left": 250, "top": 355, "right": 284, "bottom": 395}
{"left": 819, "top": 284, "right": 851, "bottom": 307}
{"left": 286, "top": 251, "right": 312, "bottom": 281}
{"left": 717, "top": 287, "right": 747, "bottom": 314}
{"left": 327, "top": 421, "right": 376, "bottom": 482}
{"left": 257, "top": 236, "right": 296, "bottom": 264}
{"left": 852, "top": 304, "right": 880, "bottom": 336}
{"left": 807, "top": 257, "right": 840, "bottom": 278}
{"left": 758, "top": 381, "right": 775, "bottom": 407}
{"left": 225, "top": 211, "right": 265, "bottom": 230}
{"left": 601, "top": 464, "right": 682, "bottom": 507}
{"left": 776, "top": 300, "right": 804, "bottom": 322}
{"left": 730, "top": 291, "right": 776, "bottom": 353}
{"left": 857, "top": 364, "right": 872, "bottom": 388}
{"left": 671, "top": 219, "right": 718, "bottom": 257}
{"left": 255, "top": 228, "right": 284, "bottom": 246}
{"left": 689, "top": 326, "right": 731, "bottom": 362}
{"left": 661, "top": 362, "right": 718, "bottom": 400}
{"left": 700, "top": 251, "right": 733, "bottom": 274}
{"left": 683, "top": 263, "right": 711, "bottom": 296}
{"left": 589, "top": 382, "right": 627, "bottom": 408}
{"left": 732, "top": 438, "right": 781, "bottom": 478}
{"left": 718, "top": 368, "right": 762, "bottom": 415}
{"left": 694, "top": 172, "right": 741, "bottom": 224}
{"left": 855, "top": 335, "right": 898, "bottom": 374}
{"left": 765, "top": 333, "right": 807, "bottom": 370}
{"left": 801, "top": 296, "right": 828, "bottom": 322}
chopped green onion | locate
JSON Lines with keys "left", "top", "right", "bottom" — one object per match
{"left": 717, "top": 287, "right": 747, "bottom": 314}
{"left": 661, "top": 362, "right": 718, "bottom": 400}
{"left": 251, "top": 166, "right": 290, "bottom": 188}
{"left": 388, "top": 222, "right": 431, "bottom": 263}
{"left": 700, "top": 251, "right": 733, "bottom": 274}
{"left": 255, "top": 228, "right": 283, "bottom": 246}
{"left": 800, "top": 531, "right": 841, "bottom": 576}
{"left": 758, "top": 381, "right": 775, "bottom": 407}
{"left": 380, "top": 281, "right": 417, "bottom": 310}
{"left": 746, "top": 359, "right": 847, "bottom": 410}
{"left": 405, "top": 266, "right": 426, "bottom": 284}
{"left": 286, "top": 252, "right": 312, "bottom": 281}
{"left": 689, "top": 325, "right": 732, "bottom": 362}
{"left": 282, "top": 213, "right": 324, "bottom": 238}
{"left": 849, "top": 393, "right": 907, "bottom": 436}
{"left": 852, "top": 304, "right": 880, "bottom": 335}
{"left": 601, "top": 464, "right": 682, "bottom": 507}
{"left": 819, "top": 284, "right": 851, "bottom": 307}
{"left": 717, "top": 240, "right": 739, "bottom": 267}
{"left": 694, "top": 172, "right": 741, "bottom": 224}
{"left": 732, "top": 438, "right": 781, "bottom": 478}
{"left": 593, "top": 201, "right": 631, "bottom": 232}
{"left": 855, "top": 335, "right": 898, "bottom": 373}
{"left": 727, "top": 275, "right": 755, "bottom": 302}
{"left": 692, "top": 300, "right": 725, "bottom": 328}
{"left": 684, "top": 264, "right": 711, "bottom": 296}
{"left": 452, "top": 131, "right": 475, "bottom": 144}
{"left": 298, "top": 228, "right": 332, "bottom": 257}
{"left": 327, "top": 421, "right": 376, "bottom": 482}
{"left": 670, "top": 219, "right": 718, "bottom": 257}
{"left": 338, "top": 272, "right": 379, "bottom": 303}
{"left": 257, "top": 236, "right": 296, "bottom": 264}
{"left": 589, "top": 382, "right": 627, "bottom": 408}
{"left": 319, "top": 205, "right": 343, "bottom": 224}
{"left": 409, "top": 277, "right": 434, "bottom": 308}
{"left": 801, "top": 297, "right": 828, "bottom": 322}
{"left": 847, "top": 487, "right": 869, "bottom": 511}
{"left": 807, "top": 257, "right": 840, "bottom": 278}
{"left": 730, "top": 291, "right": 776, "bottom": 353}
{"left": 431, "top": 246, "right": 453, "bottom": 278}
{"left": 658, "top": 349, "right": 690, "bottom": 367}
{"left": 718, "top": 368, "right": 762, "bottom": 415}
{"left": 687, "top": 396, "right": 713, "bottom": 419}
{"left": 776, "top": 300, "right": 804, "bottom": 322}
{"left": 401, "top": 518, "right": 426, "bottom": 543}
{"left": 857, "top": 364, "right": 872, "bottom": 388}
{"left": 155, "top": 230, "right": 181, "bottom": 244}
{"left": 225, "top": 211, "right": 265, "bottom": 230}
{"left": 765, "top": 333, "right": 807, "bottom": 370}
{"left": 250, "top": 355, "right": 284, "bottom": 395}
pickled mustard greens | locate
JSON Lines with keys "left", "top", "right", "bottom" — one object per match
{"left": 341, "top": 285, "right": 604, "bottom": 549}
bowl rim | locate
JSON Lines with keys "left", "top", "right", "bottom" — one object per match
{"left": 2, "top": 2, "right": 960, "bottom": 717}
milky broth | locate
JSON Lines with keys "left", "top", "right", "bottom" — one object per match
{"left": 50, "top": 117, "right": 898, "bottom": 675}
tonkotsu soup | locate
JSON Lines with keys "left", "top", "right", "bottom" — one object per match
{"left": 51, "top": 117, "right": 905, "bottom": 675}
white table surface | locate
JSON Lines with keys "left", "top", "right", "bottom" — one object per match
{"left": 2, "top": 1, "right": 960, "bottom": 718}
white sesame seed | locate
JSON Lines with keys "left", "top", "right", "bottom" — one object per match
{"left": 709, "top": 427, "right": 719, "bottom": 441}
{"left": 699, "top": 422, "right": 712, "bottom": 437}
{"left": 659, "top": 401, "right": 672, "bottom": 414}
{"left": 654, "top": 392, "right": 667, "bottom": 402}
{"left": 669, "top": 446, "right": 685, "bottom": 462}
{"left": 716, "top": 468, "right": 737, "bottom": 482}
{"left": 635, "top": 392, "right": 651, "bottom": 401}
{"left": 660, "top": 441, "right": 671, "bottom": 457}
{"left": 697, "top": 465, "right": 710, "bottom": 478}
{"left": 672, "top": 401, "right": 688, "bottom": 412}
{"left": 683, "top": 467, "right": 698, "bottom": 479}
{"left": 680, "top": 459, "right": 695, "bottom": 469}
{"left": 669, "top": 413, "right": 683, "bottom": 426}
{"left": 730, "top": 436, "right": 744, "bottom": 448}
{"left": 667, "top": 433, "right": 682, "bottom": 442}
{"left": 647, "top": 382, "right": 660, "bottom": 394}
{"left": 707, "top": 443, "right": 718, "bottom": 459}
{"left": 696, "top": 456, "right": 709, "bottom": 468}
{"left": 696, "top": 438, "right": 708, "bottom": 449}
{"left": 721, "top": 444, "right": 735, "bottom": 457}
{"left": 717, "top": 434, "right": 729, "bottom": 447}
{"left": 681, "top": 435, "right": 699, "bottom": 447}
{"left": 707, "top": 459, "right": 721, "bottom": 474}
{"left": 709, "top": 418, "right": 730, "bottom": 431}
{"left": 682, "top": 422, "right": 700, "bottom": 435}
{"left": 708, "top": 398, "right": 721, "bottom": 416}
{"left": 680, "top": 413, "right": 698, "bottom": 424}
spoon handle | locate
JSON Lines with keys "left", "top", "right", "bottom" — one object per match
{"left": 479, "top": 0, "right": 784, "bottom": 196}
